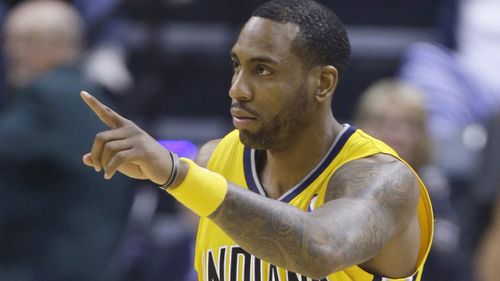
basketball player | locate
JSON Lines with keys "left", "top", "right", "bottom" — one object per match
{"left": 81, "top": 0, "right": 433, "bottom": 280}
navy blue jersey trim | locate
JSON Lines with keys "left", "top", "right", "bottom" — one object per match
{"left": 243, "top": 147, "right": 260, "bottom": 195}
{"left": 280, "top": 126, "right": 355, "bottom": 202}
{"left": 243, "top": 125, "right": 356, "bottom": 202}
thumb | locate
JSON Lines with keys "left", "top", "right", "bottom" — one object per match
{"left": 82, "top": 153, "right": 94, "bottom": 167}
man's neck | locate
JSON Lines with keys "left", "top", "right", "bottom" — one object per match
{"left": 259, "top": 115, "right": 343, "bottom": 199}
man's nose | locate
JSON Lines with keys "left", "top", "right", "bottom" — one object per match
{"left": 229, "top": 71, "right": 252, "bottom": 102}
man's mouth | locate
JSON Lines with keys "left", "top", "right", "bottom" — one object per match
{"left": 231, "top": 108, "right": 257, "bottom": 129}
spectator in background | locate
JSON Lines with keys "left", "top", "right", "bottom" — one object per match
{"left": 399, "top": 0, "right": 500, "bottom": 179}
{"left": 354, "top": 79, "right": 467, "bottom": 281}
{"left": 0, "top": 1, "right": 7, "bottom": 104}
{"left": 475, "top": 194, "right": 500, "bottom": 281}
{"left": 0, "top": 1, "right": 132, "bottom": 280}
{"left": 399, "top": 2, "right": 500, "bottom": 279}
{"left": 474, "top": 112, "right": 500, "bottom": 281}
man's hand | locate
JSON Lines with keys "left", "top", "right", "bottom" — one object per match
{"left": 81, "top": 91, "right": 172, "bottom": 185}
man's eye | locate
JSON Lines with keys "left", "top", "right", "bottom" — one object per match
{"left": 232, "top": 60, "right": 240, "bottom": 72}
{"left": 256, "top": 65, "right": 271, "bottom": 76}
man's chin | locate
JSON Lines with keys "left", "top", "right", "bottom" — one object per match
{"left": 238, "top": 129, "right": 268, "bottom": 150}
{"left": 237, "top": 129, "right": 252, "bottom": 145}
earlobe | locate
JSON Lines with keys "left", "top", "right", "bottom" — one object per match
{"left": 315, "top": 65, "right": 338, "bottom": 102}
{"left": 316, "top": 89, "right": 328, "bottom": 99}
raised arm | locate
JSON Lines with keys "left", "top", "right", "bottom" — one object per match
{"left": 81, "top": 91, "right": 421, "bottom": 279}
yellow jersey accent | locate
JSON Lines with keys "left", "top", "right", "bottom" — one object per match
{"left": 195, "top": 125, "right": 434, "bottom": 281}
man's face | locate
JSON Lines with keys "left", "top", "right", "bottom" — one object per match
{"left": 3, "top": 11, "right": 54, "bottom": 88}
{"left": 360, "top": 100, "right": 426, "bottom": 167}
{"left": 229, "top": 17, "right": 317, "bottom": 150}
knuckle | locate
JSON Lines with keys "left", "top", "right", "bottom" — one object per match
{"left": 115, "top": 151, "right": 126, "bottom": 161}
{"left": 121, "top": 119, "right": 135, "bottom": 129}
{"left": 95, "top": 132, "right": 107, "bottom": 142}
{"left": 123, "top": 119, "right": 134, "bottom": 126}
{"left": 104, "top": 141, "right": 118, "bottom": 152}
{"left": 115, "top": 150, "right": 133, "bottom": 164}
{"left": 122, "top": 123, "right": 136, "bottom": 134}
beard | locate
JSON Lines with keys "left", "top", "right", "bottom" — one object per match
{"left": 238, "top": 81, "right": 314, "bottom": 150}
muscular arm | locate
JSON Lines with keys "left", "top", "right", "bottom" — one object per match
{"left": 80, "top": 93, "right": 420, "bottom": 278}
{"left": 208, "top": 154, "right": 420, "bottom": 278}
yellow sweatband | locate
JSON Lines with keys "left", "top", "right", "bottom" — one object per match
{"left": 167, "top": 158, "right": 228, "bottom": 217}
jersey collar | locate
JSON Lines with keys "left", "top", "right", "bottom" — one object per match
{"left": 243, "top": 124, "right": 356, "bottom": 202}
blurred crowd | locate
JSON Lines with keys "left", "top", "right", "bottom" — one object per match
{"left": 0, "top": 0, "right": 499, "bottom": 281}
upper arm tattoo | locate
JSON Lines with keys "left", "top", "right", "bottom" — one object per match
{"left": 319, "top": 155, "right": 420, "bottom": 268}
{"left": 208, "top": 154, "right": 420, "bottom": 278}
{"left": 326, "top": 155, "right": 420, "bottom": 226}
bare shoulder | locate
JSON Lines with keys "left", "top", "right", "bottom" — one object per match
{"left": 194, "top": 139, "right": 222, "bottom": 168}
{"left": 327, "top": 153, "right": 420, "bottom": 231}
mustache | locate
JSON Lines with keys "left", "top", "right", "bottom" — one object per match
{"left": 230, "top": 102, "right": 260, "bottom": 118}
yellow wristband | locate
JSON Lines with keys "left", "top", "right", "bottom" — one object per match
{"left": 167, "top": 158, "right": 228, "bottom": 217}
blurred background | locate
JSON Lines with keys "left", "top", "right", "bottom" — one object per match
{"left": 0, "top": 0, "right": 499, "bottom": 280}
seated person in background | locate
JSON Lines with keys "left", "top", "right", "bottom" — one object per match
{"left": 475, "top": 194, "right": 500, "bottom": 281}
{"left": 354, "top": 79, "right": 467, "bottom": 281}
{"left": 399, "top": 0, "right": 500, "bottom": 184}
{"left": 474, "top": 112, "right": 500, "bottom": 281}
{"left": 0, "top": 1, "right": 132, "bottom": 280}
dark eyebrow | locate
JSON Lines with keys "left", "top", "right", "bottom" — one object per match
{"left": 250, "top": 56, "right": 279, "bottom": 64}
{"left": 230, "top": 52, "right": 279, "bottom": 65}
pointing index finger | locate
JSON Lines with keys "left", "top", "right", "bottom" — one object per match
{"left": 81, "top": 91, "right": 126, "bottom": 129}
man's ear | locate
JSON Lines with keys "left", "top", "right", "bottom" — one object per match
{"left": 315, "top": 65, "right": 338, "bottom": 102}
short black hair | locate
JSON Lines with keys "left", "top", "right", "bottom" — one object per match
{"left": 252, "top": 0, "right": 350, "bottom": 78}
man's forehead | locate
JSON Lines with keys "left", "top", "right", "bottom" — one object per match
{"left": 231, "top": 17, "right": 300, "bottom": 59}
